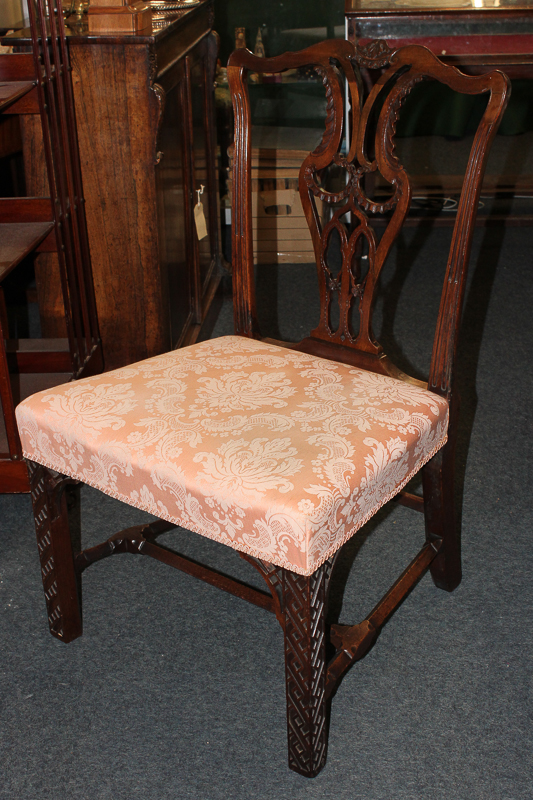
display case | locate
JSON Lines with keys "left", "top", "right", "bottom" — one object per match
{"left": 345, "top": 0, "right": 533, "bottom": 77}
{"left": 7, "top": 1, "right": 223, "bottom": 370}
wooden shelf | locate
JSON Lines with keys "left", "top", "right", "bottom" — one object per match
{"left": 0, "top": 8, "right": 104, "bottom": 494}
{"left": 4, "top": 337, "right": 73, "bottom": 373}
{"left": 0, "top": 80, "right": 34, "bottom": 112}
{"left": 0, "top": 221, "right": 54, "bottom": 280}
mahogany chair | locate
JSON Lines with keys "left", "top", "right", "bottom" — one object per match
{"left": 15, "top": 39, "right": 509, "bottom": 777}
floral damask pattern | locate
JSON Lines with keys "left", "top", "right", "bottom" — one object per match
{"left": 16, "top": 336, "right": 449, "bottom": 575}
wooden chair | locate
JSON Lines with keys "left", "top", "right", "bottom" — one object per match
{"left": 0, "top": 0, "right": 102, "bottom": 492}
{"left": 15, "top": 39, "right": 509, "bottom": 777}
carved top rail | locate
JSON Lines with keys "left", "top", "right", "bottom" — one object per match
{"left": 227, "top": 39, "right": 509, "bottom": 400}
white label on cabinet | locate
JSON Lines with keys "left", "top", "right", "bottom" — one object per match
{"left": 194, "top": 185, "right": 208, "bottom": 240}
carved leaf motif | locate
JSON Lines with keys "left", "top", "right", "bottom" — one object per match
{"left": 355, "top": 39, "right": 394, "bottom": 69}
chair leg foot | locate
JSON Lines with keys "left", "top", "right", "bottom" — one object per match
{"left": 282, "top": 564, "right": 330, "bottom": 778}
{"left": 28, "top": 462, "right": 83, "bottom": 643}
{"left": 423, "top": 447, "right": 462, "bottom": 593}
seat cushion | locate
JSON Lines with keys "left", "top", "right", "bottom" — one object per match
{"left": 16, "top": 336, "right": 449, "bottom": 575}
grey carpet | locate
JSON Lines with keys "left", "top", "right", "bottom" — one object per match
{"left": 1, "top": 221, "right": 532, "bottom": 799}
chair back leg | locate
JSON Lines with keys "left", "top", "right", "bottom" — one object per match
{"left": 423, "top": 443, "right": 462, "bottom": 592}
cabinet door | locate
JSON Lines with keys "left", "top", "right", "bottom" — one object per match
{"left": 185, "top": 37, "right": 219, "bottom": 321}
{"left": 155, "top": 66, "right": 193, "bottom": 349}
{"left": 155, "top": 34, "right": 220, "bottom": 347}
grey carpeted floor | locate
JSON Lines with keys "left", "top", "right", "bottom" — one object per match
{"left": 1, "top": 218, "right": 532, "bottom": 799}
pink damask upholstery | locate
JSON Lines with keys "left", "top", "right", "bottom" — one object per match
{"left": 15, "top": 336, "right": 449, "bottom": 575}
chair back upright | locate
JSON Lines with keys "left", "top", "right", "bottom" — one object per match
{"left": 227, "top": 39, "right": 510, "bottom": 404}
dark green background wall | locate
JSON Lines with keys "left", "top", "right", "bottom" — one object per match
{"left": 213, "top": 0, "right": 532, "bottom": 136}
{"left": 215, "top": 0, "right": 344, "bottom": 64}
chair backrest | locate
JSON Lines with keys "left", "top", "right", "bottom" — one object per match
{"left": 227, "top": 39, "right": 509, "bottom": 402}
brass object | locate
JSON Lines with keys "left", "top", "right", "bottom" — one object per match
{"left": 235, "top": 27, "right": 246, "bottom": 49}
{"left": 72, "top": 0, "right": 89, "bottom": 18}
{"left": 148, "top": 0, "right": 201, "bottom": 8}
{"left": 254, "top": 28, "right": 265, "bottom": 58}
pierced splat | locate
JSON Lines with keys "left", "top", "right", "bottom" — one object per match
{"left": 300, "top": 54, "right": 419, "bottom": 361}
{"left": 227, "top": 38, "right": 509, "bottom": 393}
{"left": 316, "top": 200, "right": 376, "bottom": 344}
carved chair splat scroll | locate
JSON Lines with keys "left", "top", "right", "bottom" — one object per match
{"left": 16, "top": 38, "right": 509, "bottom": 779}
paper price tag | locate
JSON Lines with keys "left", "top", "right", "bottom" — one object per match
{"left": 194, "top": 202, "right": 208, "bottom": 240}
{"left": 194, "top": 185, "right": 207, "bottom": 240}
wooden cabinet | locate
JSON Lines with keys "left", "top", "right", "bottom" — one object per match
{"left": 154, "top": 29, "right": 221, "bottom": 352}
{"left": 13, "top": 3, "right": 223, "bottom": 370}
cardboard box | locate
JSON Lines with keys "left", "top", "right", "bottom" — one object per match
{"left": 227, "top": 126, "right": 325, "bottom": 264}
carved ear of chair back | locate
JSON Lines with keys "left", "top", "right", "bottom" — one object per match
{"left": 228, "top": 38, "right": 509, "bottom": 398}
{"left": 16, "top": 39, "right": 509, "bottom": 780}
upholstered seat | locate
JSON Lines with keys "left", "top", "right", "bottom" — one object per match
{"left": 16, "top": 335, "right": 448, "bottom": 575}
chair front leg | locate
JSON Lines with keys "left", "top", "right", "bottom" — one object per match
{"left": 28, "top": 461, "right": 83, "bottom": 643}
{"left": 282, "top": 563, "right": 330, "bottom": 778}
{"left": 422, "top": 443, "right": 462, "bottom": 592}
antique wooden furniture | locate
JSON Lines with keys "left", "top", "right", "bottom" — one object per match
{"left": 0, "top": 0, "right": 102, "bottom": 493}
{"left": 345, "top": 0, "right": 533, "bottom": 77}
{"left": 15, "top": 39, "right": 509, "bottom": 776}
{"left": 87, "top": 0, "right": 152, "bottom": 33}
{"left": 7, "top": 2, "right": 222, "bottom": 370}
